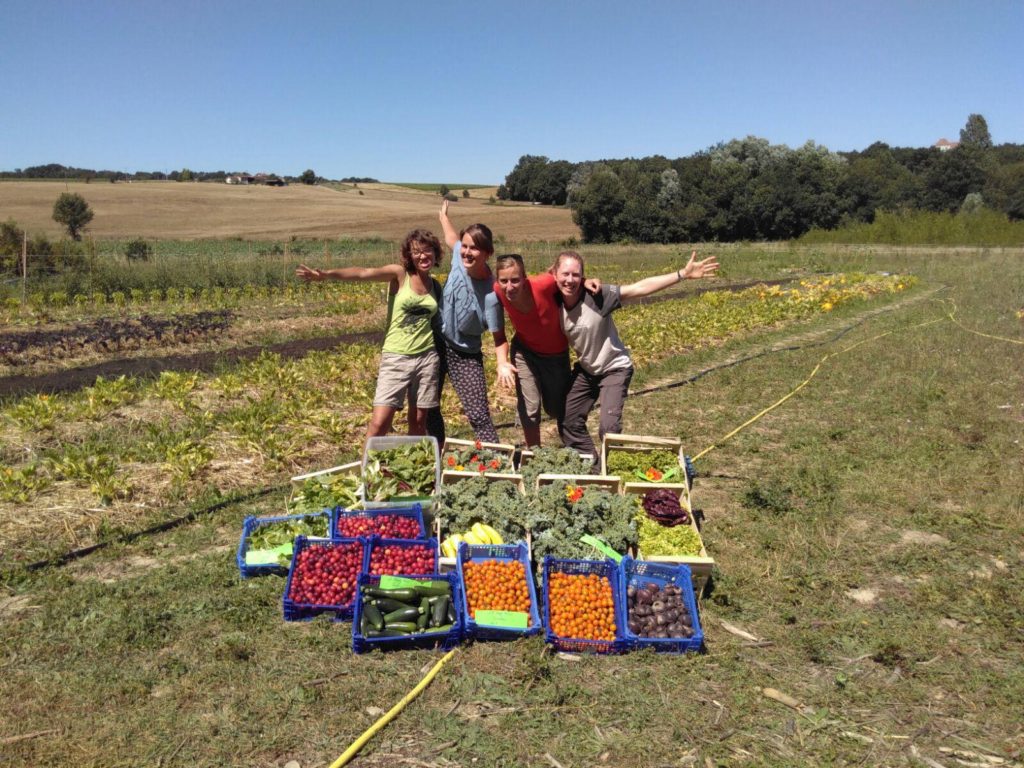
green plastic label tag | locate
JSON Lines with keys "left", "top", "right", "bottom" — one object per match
{"left": 580, "top": 535, "right": 622, "bottom": 563}
{"left": 378, "top": 575, "right": 426, "bottom": 589}
{"left": 245, "top": 542, "right": 292, "bottom": 565}
{"left": 476, "top": 610, "right": 529, "bottom": 628}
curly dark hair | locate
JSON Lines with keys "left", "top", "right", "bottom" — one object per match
{"left": 400, "top": 229, "right": 443, "bottom": 273}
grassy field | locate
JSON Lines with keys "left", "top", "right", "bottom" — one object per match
{"left": 1, "top": 244, "right": 1022, "bottom": 767}
{"left": 0, "top": 180, "right": 572, "bottom": 241}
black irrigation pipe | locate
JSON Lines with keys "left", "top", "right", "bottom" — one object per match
{"left": 18, "top": 483, "right": 286, "bottom": 575}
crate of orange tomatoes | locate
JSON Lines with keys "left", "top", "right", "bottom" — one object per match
{"left": 457, "top": 542, "right": 542, "bottom": 640}
{"left": 542, "top": 557, "right": 628, "bottom": 654}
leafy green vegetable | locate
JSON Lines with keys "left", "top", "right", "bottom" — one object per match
{"left": 636, "top": 515, "right": 704, "bottom": 557}
{"left": 365, "top": 439, "right": 437, "bottom": 501}
{"left": 525, "top": 481, "right": 639, "bottom": 567}
{"left": 287, "top": 472, "right": 361, "bottom": 514}
{"left": 606, "top": 449, "right": 681, "bottom": 483}
{"left": 247, "top": 515, "right": 329, "bottom": 551}
{"left": 518, "top": 447, "right": 593, "bottom": 488}
{"left": 435, "top": 477, "right": 528, "bottom": 542}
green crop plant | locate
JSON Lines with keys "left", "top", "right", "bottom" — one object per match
{"left": 150, "top": 371, "right": 200, "bottom": 411}
{"left": 0, "top": 463, "right": 52, "bottom": 503}
{"left": 81, "top": 375, "right": 139, "bottom": 419}
{"left": 50, "top": 452, "right": 131, "bottom": 505}
{"left": 5, "top": 393, "right": 67, "bottom": 431}
{"left": 162, "top": 438, "right": 213, "bottom": 492}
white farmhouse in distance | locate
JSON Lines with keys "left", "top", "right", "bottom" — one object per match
{"left": 934, "top": 138, "right": 959, "bottom": 152}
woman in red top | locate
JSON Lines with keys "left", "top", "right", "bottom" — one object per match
{"left": 484, "top": 254, "right": 597, "bottom": 447}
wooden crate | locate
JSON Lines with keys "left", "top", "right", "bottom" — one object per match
{"left": 441, "top": 470, "right": 526, "bottom": 492}
{"left": 624, "top": 482, "right": 714, "bottom": 593}
{"left": 534, "top": 473, "right": 622, "bottom": 495}
{"left": 516, "top": 449, "right": 595, "bottom": 472}
{"left": 435, "top": 519, "right": 532, "bottom": 574}
{"left": 287, "top": 461, "right": 362, "bottom": 513}
{"left": 442, "top": 438, "right": 517, "bottom": 473}
{"left": 602, "top": 433, "right": 691, "bottom": 506}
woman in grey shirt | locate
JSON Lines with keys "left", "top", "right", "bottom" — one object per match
{"left": 553, "top": 249, "right": 720, "bottom": 458}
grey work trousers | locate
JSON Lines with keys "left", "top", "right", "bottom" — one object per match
{"left": 561, "top": 363, "right": 634, "bottom": 459}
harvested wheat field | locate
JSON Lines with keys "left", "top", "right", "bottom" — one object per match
{"left": 0, "top": 180, "right": 577, "bottom": 241}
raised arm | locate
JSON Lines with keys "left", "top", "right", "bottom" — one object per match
{"left": 619, "top": 251, "right": 719, "bottom": 302}
{"left": 438, "top": 199, "right": 459, "bottom": 249}
{"left": 295, "top": 263, "right": 405, "bottom": 284}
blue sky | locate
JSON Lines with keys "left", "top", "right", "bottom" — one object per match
{"left": 3, "top": 1, "right": 1022, "bottom": 183}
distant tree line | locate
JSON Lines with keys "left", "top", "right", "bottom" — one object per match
{"left": 497, "top": 114, "right": 1024, "bottom": 242}
{"left": 0, "top": 165, "right": 379, "bottom": 185}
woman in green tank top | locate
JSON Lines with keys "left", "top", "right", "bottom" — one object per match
{"left": 296, "top": 229, "right": 444, "bottom": 437}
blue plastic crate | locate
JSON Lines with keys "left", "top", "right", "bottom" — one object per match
{"left": 351, "top": 572, "right": 464, "bottom": 653}
{"left": 366, "top": 536, "right": 439, "bottom": 576}
{"left": 331, "top": 504, "right": 427, "bottom": 540}
{"left": 619, "top": 557, "right": 704, "bottom": 654}
{"left": 542, "top": 557, "right": 628, "bottom": 654}
{"left": 236, "top": 510, "right": 331, "bottom": 579}
{"left": 457, "top": 542, "right": 542, "bottom": 641}
{"left": 282, "top": 536, "right": 369, "bottom": 622}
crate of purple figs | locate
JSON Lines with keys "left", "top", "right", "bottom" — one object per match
{"left": 619, "top": 556, "right": 703, "bottom": 654}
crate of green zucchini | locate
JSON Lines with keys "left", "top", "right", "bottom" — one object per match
{"left": 352, "top": 573, "right": 464, "bottom": 653}
{"left": 236, "top": 511, "right": 331, "bottom": 578}
{"left": 362, "top": 436, "right": 440, "bottom": 512}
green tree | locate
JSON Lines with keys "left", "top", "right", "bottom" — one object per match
{"left": 960, "top": 113, "right": 993, "bottom": 150}
{"left": 178, "top": 168, "right": 193, "bottom": 182}
{"left": 438, "top": 184, "right": 450, "bottom": 197}
{"left": 462, "top": 188, "right": 470, "bottom": 198}
{"left": 52, "top": 193, "right": 94, "bottom": 241}
{"left": 124, "top": 237, "right": 152, "bottom": 261}
{"left": 300, "top": 169, "right": 317, "bottom": 185}
{"left": 571, "top": 167, "right": 626, "bottom": 243}
{"left": 0, "top": 219, "right": 24, "bottom": 276}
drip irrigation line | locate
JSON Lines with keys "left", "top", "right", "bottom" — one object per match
{"left": 19, "top": 483, "right": 285, "bottom": 574}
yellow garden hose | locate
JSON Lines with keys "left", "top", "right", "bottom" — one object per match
{"left": 946, "top": 299, "right": 1024, "bottom": 345}
{"left": 692, "top": 318, "right": 945, "bottom": 462}
{"left": 329, "top": 648, "right": 459, "bottom": 768}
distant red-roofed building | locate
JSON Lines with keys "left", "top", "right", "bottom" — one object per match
{"left": 934, "top": 138, "right": 959, "bottom": 152}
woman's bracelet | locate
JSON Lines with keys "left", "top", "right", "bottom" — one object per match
{"left": 677, "top": 268, "right": 684, "bottom": 282}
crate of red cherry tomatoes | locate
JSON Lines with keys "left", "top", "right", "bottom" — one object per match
{"left": 331, "top": 504, "right": 427, "bottom": 540}
{"left": 366, "top": 536, "right": 438, "bottom": 576}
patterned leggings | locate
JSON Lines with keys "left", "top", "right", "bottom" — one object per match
{"left": 426, "top": 342, "right": 499, "bottom": 444}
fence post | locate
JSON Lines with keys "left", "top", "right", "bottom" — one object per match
{"left": 21, "top": 229, "right": 27, "bottom": 305}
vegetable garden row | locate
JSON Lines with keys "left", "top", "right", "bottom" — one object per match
{"left": 0, "top": 272, "right": 913, "bottom": 567}
{"left": 239, "top": 435, "right": 711, "bottom": 654}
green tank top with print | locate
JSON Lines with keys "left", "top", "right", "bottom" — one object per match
{"left": 382, "top": 275, "right": 440, "bottom": 355}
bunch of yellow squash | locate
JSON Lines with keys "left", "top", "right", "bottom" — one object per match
{"left": 440, "top": 522, "right": 504, "bottom": 557}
